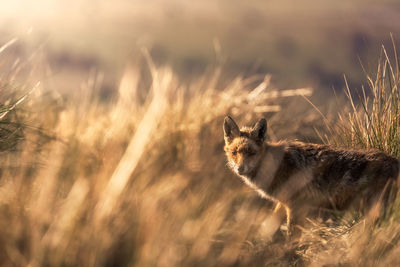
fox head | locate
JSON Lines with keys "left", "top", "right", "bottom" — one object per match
{"left": 223, "top": 116, "right": 267, "bottom": 177}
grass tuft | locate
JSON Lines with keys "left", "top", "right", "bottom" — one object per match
{"left": 331, "top": 37, "right": 400, "bottom": 158}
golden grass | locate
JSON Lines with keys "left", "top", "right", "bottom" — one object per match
{"left": 328, "top": 38, "right": 400, "bottom": 159}
{"left": 0, "top": 40, "right": 400, "bottom": 266}
{"left": 0, "top": 44, "right": 317, "bottom": 266}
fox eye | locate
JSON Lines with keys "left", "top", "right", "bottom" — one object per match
{"left": 245, "top": 150, "right": 255, "bottom": 156}
{"left": 232, "top": 150, "right": 237, "bottom": 156}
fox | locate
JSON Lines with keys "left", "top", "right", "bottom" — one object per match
{"left": 223, "top": 116, "right": 399, "bottom": 235}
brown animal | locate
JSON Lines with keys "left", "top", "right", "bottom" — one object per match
{"left": 223, "top": 116, "right": 399, "bottom": 235}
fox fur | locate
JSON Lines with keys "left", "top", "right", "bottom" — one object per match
{"left": 223, "top": 116, "right": 399, "bottom": 234}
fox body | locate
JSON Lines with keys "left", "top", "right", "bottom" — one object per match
{"left": 223, "top": 116, "right": 399, "bottom": 234}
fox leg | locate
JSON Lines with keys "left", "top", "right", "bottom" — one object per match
{"left": 273, "top": 202, "right": 292, "bottom": 236}
{"left": 368, "top": 178, "right": 397, "bottom": 221}
{"left": 273, "top": 202, "right": 282, "bottom": 213}
{"left": 284, "top": 205, "right": 292, "bottom": 236}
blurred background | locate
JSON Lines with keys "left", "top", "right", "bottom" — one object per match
{"left": 2, "top": 0, "right": 400, "bottom": 95}
{"left": 1, "top": 1, "right": 400, "bottom": 266}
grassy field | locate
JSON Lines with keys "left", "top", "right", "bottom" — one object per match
{"left": 1, "top": 1, "right": 400, "bottom": 266}
{"left": 0, "top": 38, "right": 399, "bottom": 266}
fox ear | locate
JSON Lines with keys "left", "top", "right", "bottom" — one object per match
{"left": 251, "top": 118, "right": 267, "bottom": 142}
{"left": 224, "top": 116, "right": 240, "bottom": 142}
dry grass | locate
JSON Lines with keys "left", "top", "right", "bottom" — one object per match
{"left": 303, "top": 39, "right": 400, "bottom": 266}
{"left": 0, "top": 43, "right": 314, "bottom": 266}
{"left": 323, "top": 37, "right": 400, "bottom": 159}
{"left": 1, "top": 38, "right": 400, "bottom": 267}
